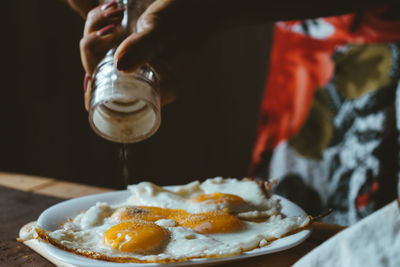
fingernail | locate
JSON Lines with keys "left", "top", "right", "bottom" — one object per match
{"left": 105, "top": 7, "right": 125, "bottom": 18}
{"left": 97, "top": 24, "right": 116, "bottom": 36}
{"left": 101, "top": 0, "right": 117, "bottom": 11}
{"left": 84, "top": 74, "right": 91, "bottom": 93}
{"left": 116, "top": 51, "right": 131, "bottom": 71}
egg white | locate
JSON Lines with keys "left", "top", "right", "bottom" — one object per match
{"left": 127, "top": 177, "right": 280, "bottom": 214}
{"left": 47, "top": 202, "right": 310, "bottom": 260}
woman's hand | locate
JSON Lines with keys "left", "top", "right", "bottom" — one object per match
{"left": 75, "top": 0, "right": 220, "bottom": 110}
{"left": 78, "top": 0, "right": 125, "bottom": 110}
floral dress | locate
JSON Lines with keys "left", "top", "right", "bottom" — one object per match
{"left": 251, "top": 8, "right": 400, "bottom": 225}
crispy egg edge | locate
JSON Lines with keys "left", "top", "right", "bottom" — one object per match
{"left": 34, "top": 218, "right": 312, "bottom": 264}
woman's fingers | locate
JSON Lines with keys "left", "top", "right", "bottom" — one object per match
{"left": 84, "top": 1, "right": 124, "bottom": 36}
{"left": 79, "top": 1, "right": 126, "bottom": 110}
{"left": 80, "top": 0, "right": 126, "bottom": 75}
{"left": 80, "top": 24, "right": 124, "bottom": 75}
{"left": 114, "top": 28, "right": 162, "bottom": 73}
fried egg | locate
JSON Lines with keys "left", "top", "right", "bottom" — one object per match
{"left": 127, "top": 177, "right": 280, "bottom": 215}
{"left": 34, "top": 177, "right": 311, "bottom": 263}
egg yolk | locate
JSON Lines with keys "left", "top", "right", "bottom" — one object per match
{"left": 190, "top": 192, "right": 246, "bottom": 206}
{"left": 181, "top": 211, "right": 244, "bottom": 234}
{"left": 103, "top": 221, "right": 168, "bottom": 254}
{"left": 112, "top": 199, "right": 246, "bottom": 236}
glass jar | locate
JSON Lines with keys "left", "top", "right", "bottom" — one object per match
{"left": 89, "top": 0, "right": 160, "bottom": 143}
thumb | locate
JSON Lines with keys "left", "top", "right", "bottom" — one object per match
{"left": 114, "top": 29, "right": 161, "bottom": 73}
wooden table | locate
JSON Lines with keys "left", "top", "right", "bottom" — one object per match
{"left": 0, "top": 172, "right": 345, "bottom": 266}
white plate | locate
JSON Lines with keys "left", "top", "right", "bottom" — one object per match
{"left": 37, "top": 188, "right": 311, "bottom": 267}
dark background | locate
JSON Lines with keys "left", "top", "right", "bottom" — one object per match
{"left": 2, "top": 0, "right": 272, "bottom": 189}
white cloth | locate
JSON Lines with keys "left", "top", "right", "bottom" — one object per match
{"left": 294, "top": 200, "right": 400, "bottom": 267}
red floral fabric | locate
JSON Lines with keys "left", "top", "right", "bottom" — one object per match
{"left": 253, "top": 10, "right": 400, "bottom": 169}
{"left": 251, "top": 8, "right": 400, "bottom": 225}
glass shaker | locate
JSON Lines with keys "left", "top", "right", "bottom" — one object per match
{"left": 89, "top": 0, "right": 160, "bottom": 143}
